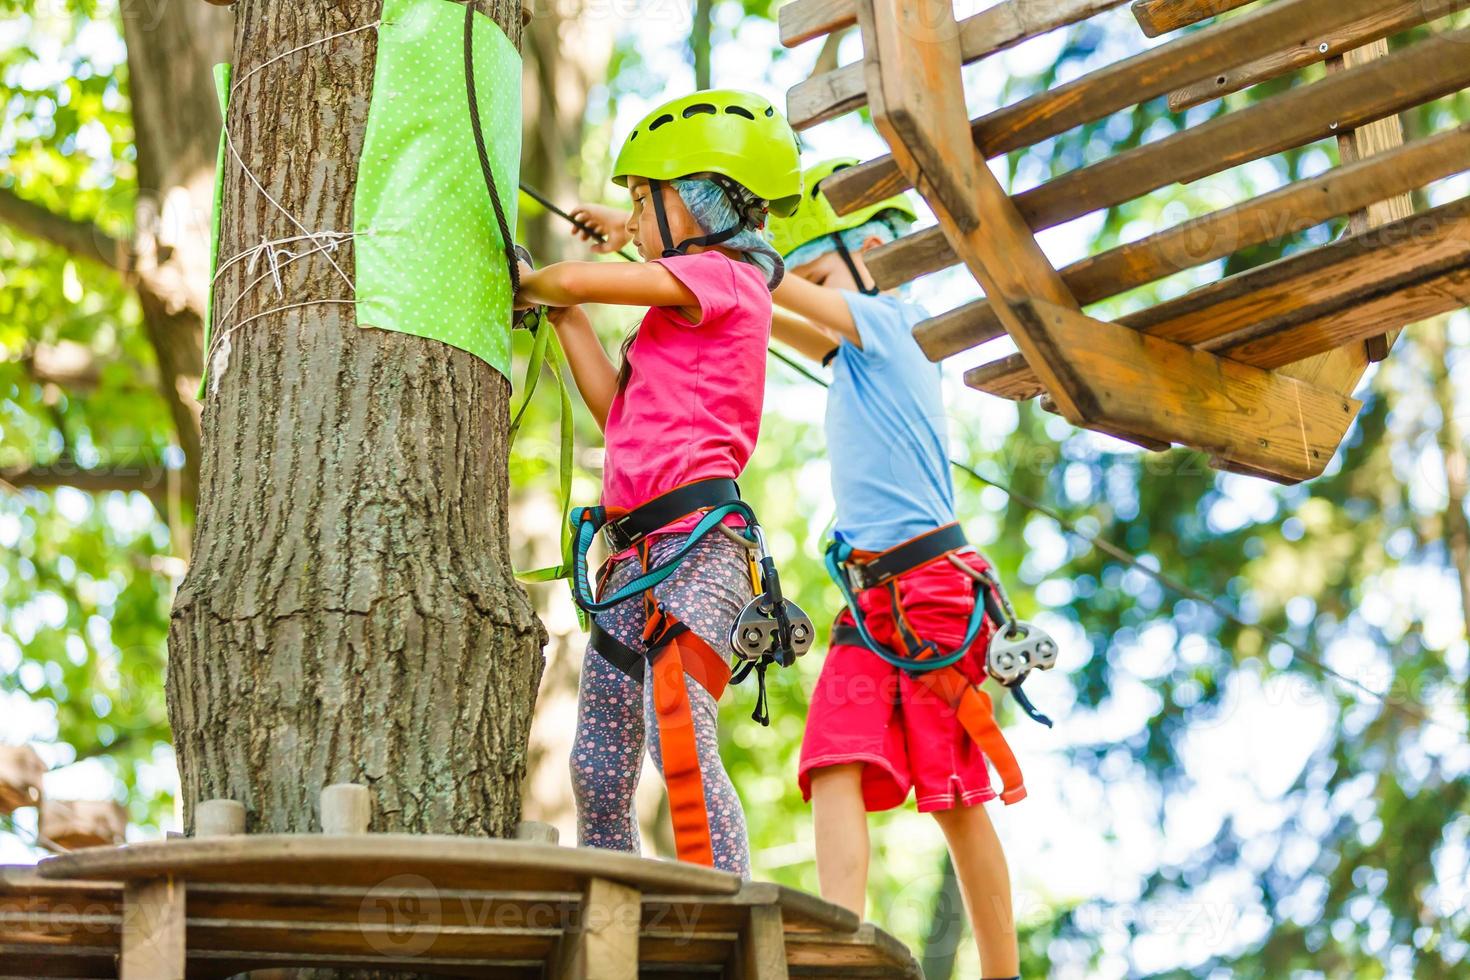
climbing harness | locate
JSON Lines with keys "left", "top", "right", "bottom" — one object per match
{"left": 825, "top": 523, "right": 1058, "bottom": 804}
{"left": 569, "top": 478, "right": 812, "bottom": 866}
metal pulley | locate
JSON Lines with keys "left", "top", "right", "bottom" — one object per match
{"left": 729, "top": 526, "right": 814, "bottom": 666}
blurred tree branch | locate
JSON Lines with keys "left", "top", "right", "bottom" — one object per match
{"left": 0, "top": 185, "right": 132, "bottom": 274}
{"left": 0, "top": 459, "right": 170, "bottom": 509}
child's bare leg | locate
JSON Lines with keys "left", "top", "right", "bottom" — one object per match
{"left": 931, "top": 803, "right": 1019, "bottom": 978}
{"left": 809, "top": 763, "right": 870, "bottom": 918}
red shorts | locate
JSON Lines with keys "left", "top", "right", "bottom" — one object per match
{"left": 798, "top": 550, "right": 998, "bottom": 813}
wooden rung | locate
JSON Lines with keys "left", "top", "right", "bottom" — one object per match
{"left": 911, "top": 300, "right": 1010, "bottom": 361}
{"left": 972, "top": 300, "right": 1359, "bottom": 483}
{"left": 869, "top": 37, "right": 1470, "bottom": 291}
{"left": 1118, "top": 194, "right": 1470, "bottom": 350}
{"left": 912, "top": 124, "right": 1470, "bottom": 360}
{"left": 0, "top": 745, "right": 45, "bottom": 815}
{"left": 868, "top": 226, "right": 950, "bottom": 290}
{"left": 821, "top": 0, "right": 1390, "bottom": 217}
{"left": 789, "top": 0, "right": 1130, "bottom": 130}
{"left": 1168, "top": 0, "right": 1454, "bottom": 110}
{"left": 1131, "top": 0, "right": 1258, "bottom": 38}
{"left": 779, "top": 0, "right": 855, "bottom": 48}
{"left": 972, "top": 194, "right": 1470, "bottom": 398}
{"left": 1226, "top": 262, "right": 1470, "bottom": 370}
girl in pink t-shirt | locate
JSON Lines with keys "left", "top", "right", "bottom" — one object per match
{"left": 514, "top": 90, "right": 801, "bottom": 875}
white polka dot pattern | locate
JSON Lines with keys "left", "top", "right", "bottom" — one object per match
{"left": 354, "top": 0, "right": 521, "bottom": 379}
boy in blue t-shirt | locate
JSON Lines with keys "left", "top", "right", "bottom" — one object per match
{"left": 770, "top": 159, "right": 1020, "bottom": 980}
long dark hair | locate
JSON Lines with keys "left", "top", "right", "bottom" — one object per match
{"left": 615, "top": 327, "right": 637, "bottom": 394}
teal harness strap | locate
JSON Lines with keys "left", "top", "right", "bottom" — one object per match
{"left": 824, "top": 539, "right": 989, "bottom": 673}
{"left": 570, "top": 501, "right": 757, "bottom": 614}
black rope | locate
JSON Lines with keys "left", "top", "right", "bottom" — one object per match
{"left": 464, "top": 3, "right": 519, "bottom": 293}
{"left": 520, "top": 179, "right": 639, "bottom": 262}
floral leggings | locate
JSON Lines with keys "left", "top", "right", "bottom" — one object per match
{"left": 570, "top": 531, "right": 753, "bottom": 877}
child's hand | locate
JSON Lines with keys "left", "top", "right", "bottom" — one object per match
{"left": 567, "top": 203, "right": 632, "bottom": 254}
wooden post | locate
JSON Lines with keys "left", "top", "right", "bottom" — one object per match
{"left": 194, "top": 799, "right": 245, "bottom": 837}
{"left": 320, "top": 783, "right": 371, "bottom": 834}
{"left": 120, "top": 877, "right": 186, "bottom": 980}
{"left": 1327, "top": 40, "right": 1414, "bottom": 362}
{"left": 0, "top": 744, "right": 45, "bottom": 814}
{"left": 554, "top": 877, "right": 641, "bottom": 979}
{"left": 516, "top": 819, "right": 560, "bottom": 845}
{"left": 735, "top": 904, "right": 789, "bottom": 980}
{"left": 855, "top": 0, "right": 1088, "bottom": 419}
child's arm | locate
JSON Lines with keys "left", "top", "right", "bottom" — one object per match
{"left": 771, "top": 274, "right": 863, "bottom": 349}
{"left": 771, "top": 308, "right": 840, "bottom": 363}
{"left": 567, "top": 203, "right": 633, "bottom": 254}
{"left": 546, "top": 305, "right": 617, "bottom": 430}
{"left": 518, "top": 261, "right": 697, "bottom": 314}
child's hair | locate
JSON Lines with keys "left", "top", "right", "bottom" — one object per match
{"left": 614, "top": 177, "right": 783, "bottom": 393}
{"left": 782, "top": 213, "right": 913, "bottom": 271}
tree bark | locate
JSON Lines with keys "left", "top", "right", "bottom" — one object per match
{"left": 168, "top": 0, "right": 544, "bottom": 866}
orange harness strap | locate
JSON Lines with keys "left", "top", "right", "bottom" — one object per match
{"left": 643, "top": 607, "right": 732, "bottom": 867}
{"left": 910, "top": 664, "right": 1027, "bottom": 805}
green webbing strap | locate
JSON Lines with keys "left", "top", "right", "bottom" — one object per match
{"left": 570, "top": 502, "right": 756, "bottom": 614}
{"left": 823, "top": 539, "right": 989, "bottom": 673}
{"left": 512, "top": 312, "right": 576, "bottom": 584}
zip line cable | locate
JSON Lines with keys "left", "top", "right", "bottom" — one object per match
{"left": 521, "top": 184, "right": 1452, "bottom": 733}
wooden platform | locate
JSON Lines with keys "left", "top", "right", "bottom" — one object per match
{"left": 3, "top": 836, "right": 921, "bottom": 978}
{"left": 780, "top": 0, "right": 1470, "bottom": 482}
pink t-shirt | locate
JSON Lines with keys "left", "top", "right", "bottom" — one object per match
{"left": 602, "top": 250, "right": 770, "bottom": 541}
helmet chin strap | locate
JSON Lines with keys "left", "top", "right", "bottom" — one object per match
{"left": 831, "top": 232, "right": 879, "bottom": 296}
{"left": 649, "top": 178, "right": 748, "bottom": 259}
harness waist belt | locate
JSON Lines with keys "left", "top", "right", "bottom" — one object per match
{"left": 604, "top": 478, "right": 741, "bottom": 553}
{"left": 844, "top": 523, "right": 968, "bottom": 591}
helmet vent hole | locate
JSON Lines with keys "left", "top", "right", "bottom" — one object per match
{"left": 628, "top": 130, "right": 637, "bottom": 141}
{"left": 764, "top": 106, "right": 775, "bottom": 117}
{"left": 724, "top": 105, "right": 755, "bottom": 120}
{"left": 682, "top": 102, "right": 718, "bottom": 118}
{"left": 648, "top": 113, "right": 675, "bottom": 131}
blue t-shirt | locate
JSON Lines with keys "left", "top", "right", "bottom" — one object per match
{"left": 826, "top": 292, "right": 957, "bottom": 552}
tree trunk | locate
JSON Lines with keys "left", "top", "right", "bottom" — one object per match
{"left": 168, "top": 0, "right": 544, "bottom": 860}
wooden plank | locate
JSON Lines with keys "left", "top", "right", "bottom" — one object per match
{"left": 1168, "top": 0, "right": 1451, "bottom": 110}
{"left": 779, "top": 0, "right": 855, "bottom": 48}
{"left": 868, "top": 226, "right": 950, "bottom": 289}
{"left": 736, "top": 905, "right": 789, "bottom": 980}
{"left": 1223, "top": 263, "right": 1470, "bottom": 368}
{"left": 38, "top": 799, "right": 127, "bottom": 850}
{"left": 822, "top": 0, "right": 1392, "bottom": 217}
{"left": 784, "top": 924, "right": 924, "bottom": 977}
{"left": 969, "top": 300, "right": 1360, "bottom": 482}
{"left": 120, "top": 878, "right": 185, "bottom": 980}
{"left": 1117, "top": 195, "right": 1470, "bottom": 353}
{"left": 912, "top": 124, "right": 1470, "bottom": 360}
{"left": 857, "top": 0, "right": 1085, "bottom": 417}
{"left": 554, "top": 877, "right": 640, "bottom": 980}
{"left": 37, "top": 835, "right": 743, "bottom": 897}
{"left": 1132, "top": 0, "right": 1257, "bottom": 37}
{"left": 903, "top": 31, "right": 1470, "bottom": 279}
{"left": 788, "top": 0, "right": 1131, "bottom": 130}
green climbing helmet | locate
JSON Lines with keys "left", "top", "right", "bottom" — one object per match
{"left": 612, "top": 90, "right": 803, "bottom": 218}
{"left": 768, "top": 158, "right": 919, "bottom": 258}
